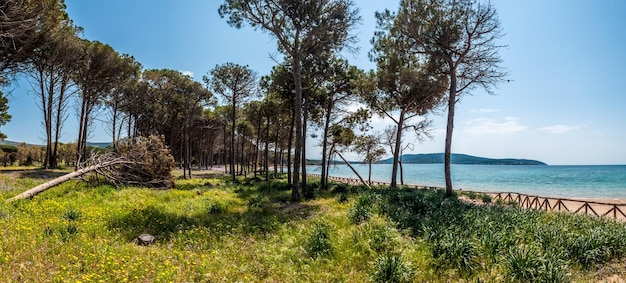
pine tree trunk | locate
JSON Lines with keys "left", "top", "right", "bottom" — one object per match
{"left": 444, "top": 71, "right": 457, "bottom": 198}
{"left": 291, "top": 49, "right": 303, "bottom": 202}
{"left": 335, "top": 151, "right": 369, "bottom": 188}
{"left": 391, "top": 113, "right": 404, "bottom": 188}
{"left": 320, "top": 102, "right": 332, "bottom": 190}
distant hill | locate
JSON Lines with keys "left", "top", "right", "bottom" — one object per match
{"left": 86, "top": 142, "right": 113, "bottom": 149}
{"left": 0, "top": 140, "right": 112, "bottom": 148}
{"left": 0, "top": 140, "right": 39, "bottom": 147}
{"left": 380, "top": 153, "right": 546, "bottom": 165}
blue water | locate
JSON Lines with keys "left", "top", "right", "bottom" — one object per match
{"left": 307, "top": 164, "right": 626, "bottom": 200}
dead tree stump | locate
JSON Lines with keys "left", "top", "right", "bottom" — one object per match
{"left": 137, "top": 234, "right": 155, "bottom": 246}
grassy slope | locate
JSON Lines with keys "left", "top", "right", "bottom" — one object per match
{"left": 0, "top": 171, "right": 624, "bottom": 282}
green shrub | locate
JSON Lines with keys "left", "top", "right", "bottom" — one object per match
{"left": 304, "top": 222, "right": 333, "bottom": 259}
{"left": 303, "top": 183, "right": 315, "bottom": 200}
{"left": 331, "top": 184, "right": 347, "bottom": 194}
{"left": 370, "top": 253, "right": 413, "bottom": 283}
{"left": 379, "top": 188, "right": 446, "bottom": 234}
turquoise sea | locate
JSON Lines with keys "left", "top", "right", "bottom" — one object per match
{"left": 307, "top": 164, "right": 626, "bottom": 200}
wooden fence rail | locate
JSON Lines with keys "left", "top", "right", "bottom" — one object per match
{"left": 309, "top": 174, "right": 626, "bottom": 221}
{"left": 489, "top": 191, "right": 626, "bottom": 220}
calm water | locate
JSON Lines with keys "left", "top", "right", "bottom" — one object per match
{"left": 307, "top": 164, "right": 626, "bottom": 200}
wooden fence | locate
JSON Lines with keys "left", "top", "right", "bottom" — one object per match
{"left": 489, "top": 192, "right": 626, "bottom": 220}
{"left": 310, "top": 174, "right": 626, "bottom": 221}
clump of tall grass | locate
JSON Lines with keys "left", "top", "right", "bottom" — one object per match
{"left": 347, "top": 193, "right": 377, "bottom": 224}
{"left": 62, "top": 207, "right": 81, "bottom": 221}
{"left": 351, "top": 219, "right": 400, "bottom": 255}
{"left": 247, "top": 194, "right": 268, "bottom": 209}
{"left": 501, "top": 245, "right": 568, "bottom": 283}
{"left": 428, "top": 230, "right": 478, "bottom": 275}
{"left": 368, "top": 185, "right": 626, "bottom": 280}
{"left": 370, "top": 253, "right": 414, "bottom": 283}
{"left": 378, "top": 188, "right": 448, "bottom": 235}
{"left": 207, "top": 201, "right": 227, "bottom": 214}
{"left": 479, "top": 193, "right": 492, "bottom": 203}
{"left": 336, "top": 193, "right": 349, "bottom": 203}
{"left": 257, "top": 180, "right": 291, "bottom": 192}
{"left": 464, "top": 191, "right": 478, "bottom": 200}
{"left": 565, "top": 227, "right": 621, "bottom": 268}
{"left": 304, "top": 221, "right": 334, "bottom": 259}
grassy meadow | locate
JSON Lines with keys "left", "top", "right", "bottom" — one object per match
{"left": 1, "top": 169, "right": 625, "bottom": 282}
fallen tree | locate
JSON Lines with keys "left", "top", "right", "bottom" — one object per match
{"left": 7, "top": 135, "right": 175, "bottom": 202}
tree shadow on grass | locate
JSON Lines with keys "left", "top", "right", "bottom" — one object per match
{"left": 106, "top": 199, "right": 320, "bottom": 243}
{"left": 1, "top": 169, "right": 68, "bottom": 180}
{"left": 173, "top": 181, "right": 219, "bottom": 191}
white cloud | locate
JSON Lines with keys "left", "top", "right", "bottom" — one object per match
{"left": 181, "top": 70, "right": 194, "bottom": 78}
{"left": 472, "top": 108, "right": 501, "bottom": 113}
{"left": 538, "top": 124, "right": 582, "bottom": 134}
{"left": 463, "top": 117, "right": 527, "bottom": 135}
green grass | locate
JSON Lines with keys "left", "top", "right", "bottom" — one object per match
{"left": 0, "top": 171, "right": 625, "bottom": 282}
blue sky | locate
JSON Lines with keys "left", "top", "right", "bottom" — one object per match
{"left": 3, "top": 0, "right": 625, "bottom": 165}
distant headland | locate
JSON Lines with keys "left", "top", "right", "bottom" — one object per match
{"left": 380, "top": 153, "right": 547, "bottom": 165}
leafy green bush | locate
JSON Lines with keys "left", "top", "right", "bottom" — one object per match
{"left": 378, "top": 188, "right": 446, "bottom": 234}
{"left": 331, "top": 184, "right": 347, "bottom": 194}
{"left": 370, "top": 253, "right": 413, "bottom": 283}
